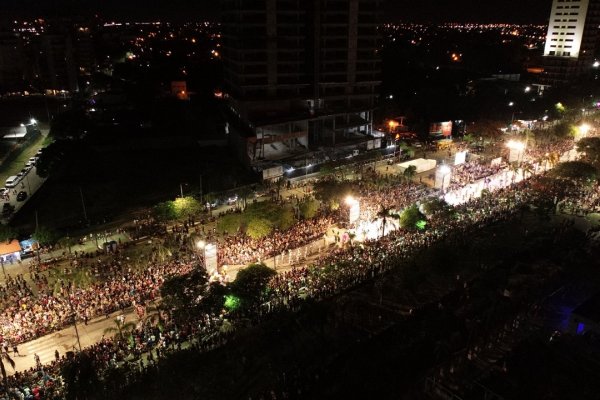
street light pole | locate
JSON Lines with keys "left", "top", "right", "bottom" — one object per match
{"left": 79, "top": 187, "right": 88, "bottom": 222}
{"left": 199, "top": 174, "right": 203, "bottom": 204}
{"left": 180, "top": 183, "right": 184, "bottom": 198}
{"left": 66, "top": 286, "right": 82, "bottom": 351}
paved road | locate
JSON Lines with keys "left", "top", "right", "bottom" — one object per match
{"left": 0, "top": 144, "right": 498, "bottom": 373}
{"left": 8, "top": 232, "right": 338, "bottom": 374}
{"left": 10, "top": 309, "right": 140, "bottom": 374}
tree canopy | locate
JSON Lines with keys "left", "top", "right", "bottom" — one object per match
{"left": 33, "top": 225, "right": 58, "bottom": 245}
{"left": 153, "top": 196, "right": 202, "bottom": 222}
{"left": 399, "top": 205, "right": 426, "bottom": 230}
{"left": 245, "top": 218, "right": 274, "bottom": 240}
{"left": 551, "top": 161, "right": 598, "bottom": 182}
{"left": 230, "top": 263, "right": 276, "bottom": 309}
{"left": 299, "top": 198, "right": 320, "bottom": 219}
{"left": 313, "top": 179, "right": 354, "bottom": 210}
{"left": 420, "top": 198, "right": 449, "bottom": 217}
{"left": 551, "top": 121, "right": 577, "bottom": 141}
{"left": 0, "top": 226, "right": 17, "bottom": 243}
{"left": 403, "top": 165, "right": 417, "bottom": 182}
{"left": 160, "top": 268, "right": 226, "bottom": 324}
{"left": 216, "top": 213, "right": 243, "bottom": 235}
{"left": 576, "top": 137, "right": 600, "bottom": 165}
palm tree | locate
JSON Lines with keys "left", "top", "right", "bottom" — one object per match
{"left": 509, "top": 163, "right": 520, "bottom": 184}
{"left": 238, "top": 186, "right": 253, "bottom": 210}
{"left": 141, "top": 303, "right": 165, "bottom": 330}
{"left": 462, "top": 134, "right": 475, "bottom": 145}
{"left": 104, "top": 317, "right": 136, "bottom": 342}
{"left": 377, "top": 206, "right": 397, "bottom": 237}
{"left": 0, "top": 351, "right": 15, "bottom": 392}
{"left": 403, "top": 165, "right": 417, "bottom": 184}
{"left": 152, "top": 241, "right": 173, "bottom": 263}
{"left": 522, "top": 162, "right": 534, "bottom": 179}
{"left": 398, "top": 141, "right": 413, "bottom": 161}
{"left": 548, "top": 151, "right": 560, "bottom": 168}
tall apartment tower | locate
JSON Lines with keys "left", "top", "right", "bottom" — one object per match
{"left": 222, "top": 0, "right": 381, "bottom": 165}
{"left": 0, "top": 32, "right": 26, "bottom": 92}
{"left": 542, "top": 0, "right": 600, "bottom": 85}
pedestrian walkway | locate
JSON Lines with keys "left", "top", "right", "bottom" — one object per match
{"left": 9, "top": 308, "right": 140, "bottom": 374}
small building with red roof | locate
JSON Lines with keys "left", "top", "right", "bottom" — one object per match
{"left": 0, "top": 240, "right": 21, "bottom": 264}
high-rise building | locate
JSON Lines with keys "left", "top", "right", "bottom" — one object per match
{"left": 32, "top": 33, "right": 79, "bottom": 92}
{"left": 542, "top": 0, "right": 600, "bottom": 85}
{"left": 0, "top": 32, "right": 26, "bottom": 92}
{"left": 222, "top": 0, "right": 381, "bottom": 165}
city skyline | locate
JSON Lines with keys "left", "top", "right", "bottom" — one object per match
{"left": 0, "top": 0, "right": 552, "bottom": 23}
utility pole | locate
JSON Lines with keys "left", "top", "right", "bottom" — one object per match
{"left": 66, "top": 286, "right": 82, "bottom": 351}
{"left": 199, "top": 174, "right": 203, "bottom": 203}
{"left": 79, "top": 187, "right": 88, "bottom": 222}
{"left": 180, "top": 183, "right": 184, "bottom": 198}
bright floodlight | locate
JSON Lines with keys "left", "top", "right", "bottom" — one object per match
{"left": 506, "top": 140, "right": 525, "bottom": 151}
{"left": 524, "top": 86, "right": 531, "bottom": 93}
{"left": 30, "top": 118, "right": 36, "bottom": 125}
{"left": 196, "top": 240, "right": 206, "bottom": 249}
{"left": 508, "top": 101, "right": 514, "bottom": 107}
{"left": 345, "top": 195, "right": 357, "bottom": 206}
{"left": 579, "top": 123, "right": 591, "bottom": 135}
{"left": 594, "top": 61, "right": 600, "bottom": 68}
{"left": 439, "top": 165, "right": 451, "bottom": 175}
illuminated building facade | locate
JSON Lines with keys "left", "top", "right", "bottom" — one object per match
{"left": 542, "top": 0, "right": 600, "bottom": 85}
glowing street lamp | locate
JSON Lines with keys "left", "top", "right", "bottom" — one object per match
{"left": 506, "top": 140, "right": 526, "bottom": 151}
{"left": 579, "top": 123, "right": 591, "bottom": 137}
{"left": 388, "top": 120, "right": 399, "bottom": 133}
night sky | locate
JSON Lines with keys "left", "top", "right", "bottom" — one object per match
{"left": 0, "top": 0, "right": 551, "bottom": 23}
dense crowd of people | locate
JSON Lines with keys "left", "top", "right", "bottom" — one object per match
{"left": 216, "top": 215, "right": 336, "bottom": 266}
{"left": 0, "top": 256, "right": 196, "bottom": 346}
{"left": 356, "top": 180, "right": 436, "bottom": 221}
{"left": 558, "top": 181, "right": 600, "bottom": 214}
{"left": 0, "top": 129, "right": 596, "bottom": 399}
{"left": 447, "top": 161, "right": 506, "bottom": 191}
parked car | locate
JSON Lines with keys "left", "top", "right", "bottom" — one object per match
{"left": 227, "top": 195, "right": 238, "bottom": 205}
{"left": 16, "top": 191, "right": 27, "bottom": 202}
{"left": 5, "top": 176, "right": 19, "bottom": 188}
